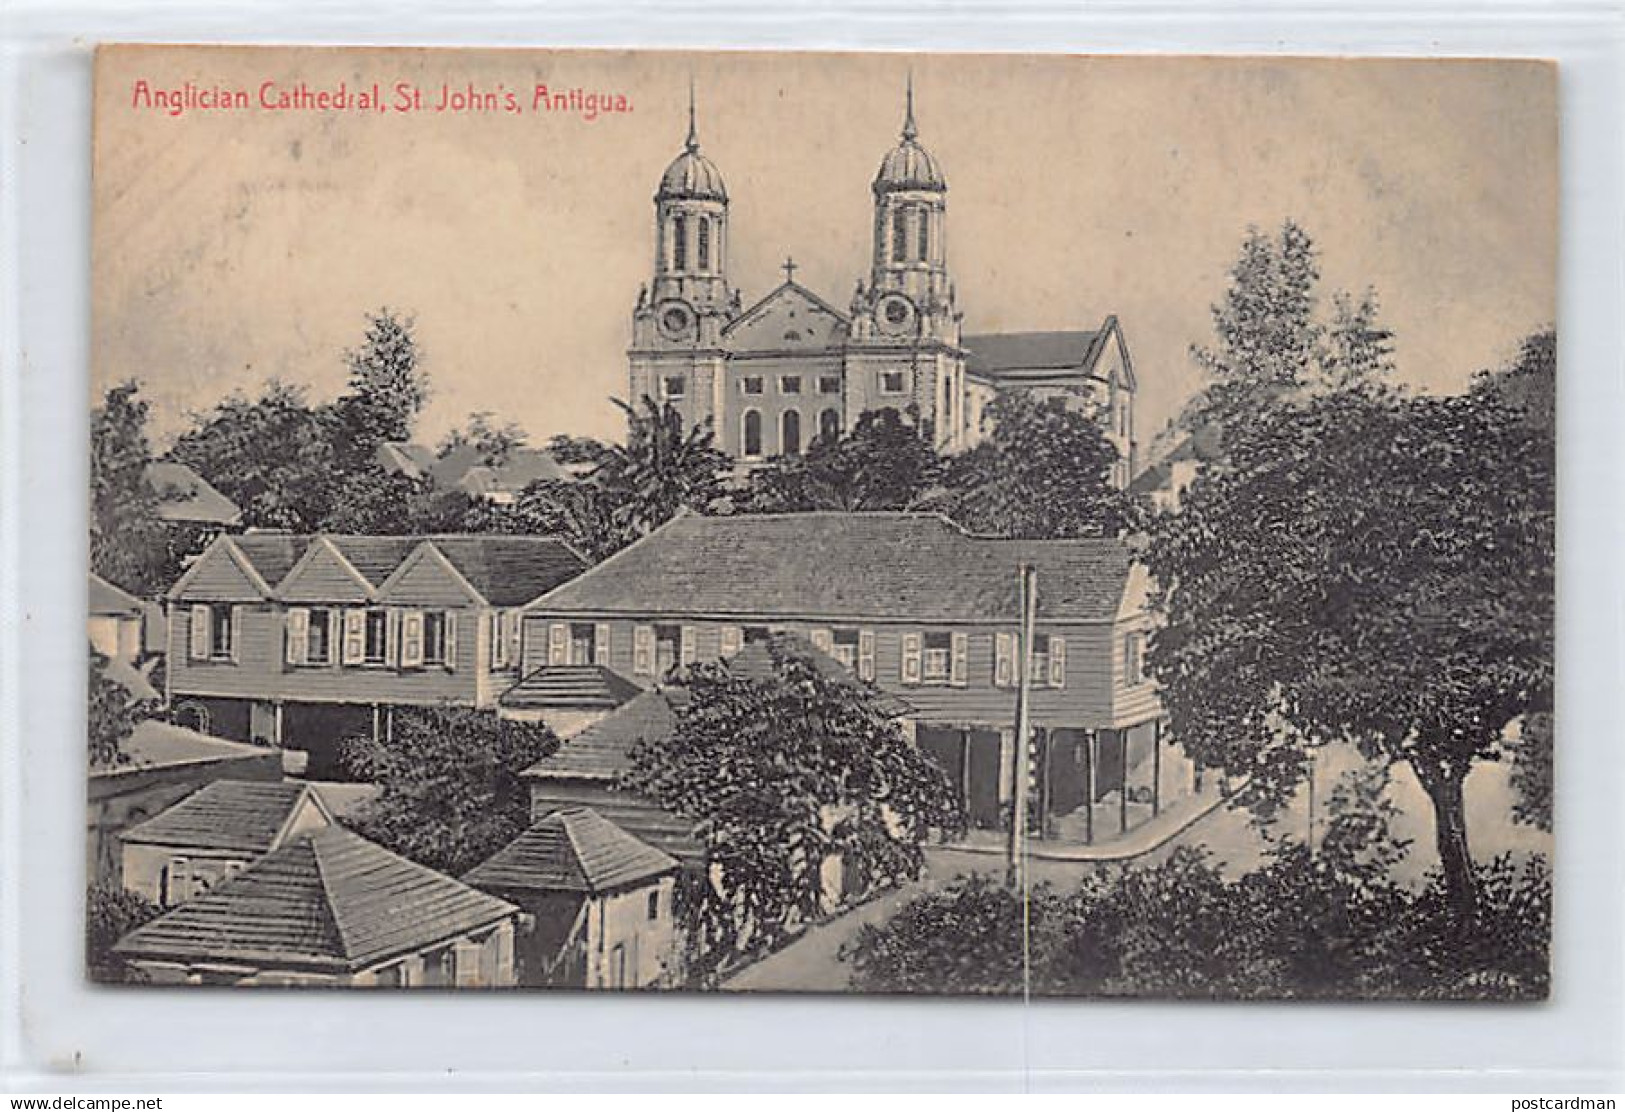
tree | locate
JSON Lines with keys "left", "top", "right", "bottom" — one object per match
{"left": 934, "top": 391, "right": 1143, "bottom": 538}
{"left": 332, "top": 308, "right": 428, "bottom": 450}
{"left": 741, "top": 406, "right": 942, "bottom": 513}
{"left": 1146, "top": 349, "right": 1553, "bottom": 920}
{"left": 86, "top": 883, "right": 161, "bottom": 983}
{"left": 1508, "top": 712, "right": 1552, "bottom": 833}
{"left": 169, "top": 380, "right": 341, "bottom": 531}
{"left": 341, "top": 705, "right": 558, "bottom": 877}
{"left": 439, "top": 410, "right": 528, "bottom": 466}
{"left": 1318, "top": 289, "right": 1397, "bottom": 393}
{"left": 88, "top": 647, "right": 153, "bottom": 768}
{"left": 621, "top": 638, "right": 965, "bottom": 975}
{"left": 90, "top": 382, "right": 174, "bottom": 595}
{"left": 509, "top": 477, "right": 626, "bottom": 561}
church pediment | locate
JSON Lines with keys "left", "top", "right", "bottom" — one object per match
{"left": 723, "top": 282, "right": 848, "bottom": 354}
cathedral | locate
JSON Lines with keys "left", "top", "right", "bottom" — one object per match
{"left": 627, "top": 85, "right": 1139, "bottom": 487}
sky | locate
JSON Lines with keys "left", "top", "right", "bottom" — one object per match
{"left": 92, "top": 47, "right": 1558, "bottom": 451}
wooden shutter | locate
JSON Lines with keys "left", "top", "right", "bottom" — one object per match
{"left": 1049, "top": 636, "right": 1067, "bottom": 689}
{"left": 228, "top": 606, "right": 242, "bottom": 662}
{"left": 633, "top": 625, "right": 655, "bottom": 676}
{"left": 719, "top": 625, "right": 743, "bottom": 658}
{"left": 444, "top": 612, "right": 458, "bottom": 672}
{"left": 901, "top": 632, "right": 922, "bottom": 685}
{"left": 594, "top": 623, "right": 611, "bottom": 666}
{"left": 508, "top": 613, "right": 523, "bottom": 670}
{"left": 680, "top": 625, "right": 698, "bottom": 667}
{"left": 400, "top": 611, "right": 425, "bottom": 668}
{"left": 189, "top": 605, "right": 210, "bottom": 660}
{"left": 327, "top": 610, "right": 342, "bottom": 667}
{"left": 857, "top": 629, "right": 875, "bottom": 681}
{"left": 342, "top": 609, "right": 366, "bottom": 665}
{"left": 810, "top": 628, "right": 833, "bottom": 654}
{"left": 488, "top": 612, "right": 505, "bottom": 669}
{"left": 994, "top": 632, "right": 1014, "bottom": 687}
{"left": 285, "top": 608, "right": 310, "bottom": 666}
{"left": 384, "top": 609, "right": 401, "bottom": 667}
{"left": 950, "top": 632, "right": 969, "bottom": 687}
{"left": 548, "top": 623, "right": 568, "bottom": 666}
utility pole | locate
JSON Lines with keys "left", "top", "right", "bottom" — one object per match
{"left": 1007, "top": 564, "right": 1038, "bottom": 890}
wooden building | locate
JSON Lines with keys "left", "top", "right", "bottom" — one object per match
{"left": 114, "top": 825, "right": 520, "bottom": 987}
{"left": 519, "top": 511, "right": 1189, "bottom": 845}
{"left": 163, "top": 532, "right": 587, "bottom": 778}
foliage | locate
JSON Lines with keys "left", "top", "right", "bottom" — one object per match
{"left": 86, "top": 883, "right": 161, "bottom": 984}
{"left": 439, "top": 410, "right": 529, "bottom": 466}
{"left": 333, "top": 308, "right": 429, "bottom": 449}
{"left": 740, "top": 407, "right": 943, "bottom": 513}
{"left": 88, "top": 647, "right": 154, "bottom": 769}
{"left": 1508, "top": 712, "right": 1552, "bottom": 833}
{"left": 169, "top": 380, "right": 342, "bottom": 532}
{"left": 1318, "top": 289, "right": 1397, "bottom": 392}
{"left": 844, "top": 847, "right": 1550, "bottom": 1000}
{"left": 509, "top": 478, "right": 627, "bottom": 561}
{"left": 1146, "top": 337, "right": 1554, "bottom": 919}
{"left": 933, "top": 391, "right": 1144, "bottom": 538}
{"left": 621, "top": 638, "right": 966, "bottom": 977}
{"left": 342, "top": 704, "right": 558, "bottom": 877}
{"left": 90, "top": 382, "right": 176, "bottom": 596}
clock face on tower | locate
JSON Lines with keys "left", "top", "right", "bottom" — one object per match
{"left": 877, "top": 293, "right": 915, "bottom": 336}
{"left": 658, "top": 301, "right": 695, "bottom": 341}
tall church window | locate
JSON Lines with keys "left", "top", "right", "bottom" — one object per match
{"left": 782, "top": 410, "right": 802, "bottom": 456}
{"left": 819, "top": 407, "right": 841, "bottom": 444}
{"left": 743, "top": 410, "right": 763, "bottom": 458}
{"left": 891, "top": 208, "right": 908, "bottom": 263}
{"left": 673, "top": 214, "right": 688, "bottom": 271}
{"left": 697, "top": 217, "right": 711, "bottom": 271}
{"left": 916, "top": 207, "right": 930, "bottom": 262}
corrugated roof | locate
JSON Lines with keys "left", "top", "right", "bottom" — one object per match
{"left": 114, "top": 826, "right": 517, "bottom": 973}
{"left": 89, "top": 573, "right": 144, "bottom": 616}
{"left": 120, "top": 780, "right": 322, "bottom": 854}
{"left": 499, "top": 664, "right": 643, "bottom": 711}
{"left": 146, "top": 461, "right": 242, "bottom": 526}
{"left": 463, "top": 807, "right": 678, "bottom": 895}
{"left": 527, "top": 513, "right": 1132, "bottom": 623}
{"left": 523, "top": 689, "right": 679, "bottom": 781}
{"left": 961, "top": 331, "right": 1105, "bottom": 378}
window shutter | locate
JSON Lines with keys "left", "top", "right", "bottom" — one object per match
{"left": 228, "top": 606, "right": 242, "bottom": 663}
{"left": 857, "top": 630, "right": 875, "bottom": 681}
{"left": 593, "top": 623, "right": 611, "bottom": 666}
{"left": 165, "top": 857, "right": 190, "bottom": 905}
{"left": 189, "top": 605, "right": 210, "bottom": 660}
{"left": 384, "top": 609, "right": 401, "bottom": 667}
{"left": 400, "top": 611, "right": 425, "bottom": 668}
{"left": 327, "top": 610, "right": 342, "bottom": 667}
{"left": 444, "top": 612, "right": 458, "bottom": 672}
{"left": 810, "top": 628, "right": 833, "bottom": 654}
{"left": 1049, "top": 636, "right": 1067, "bottom": 688}
{"left": 342, "top": 610, "right": 366, "bottom": 665}
{"left": 548, "top": 622, "right": 568, "bottom": 666}
{"left": 901, "top": 632, "right": 922, "bottom": 685}
{"left": 994, "top": 632, "right": 1014, "bottom": 688}
{"left": 508, "top": 613, "right": 523, "bottom": 670}
{"left": 286, "top": 608, "right": 309, "bottom": 666}
{"left": 488, "top": 612, "right": 505, "bottom": 669}
{"left": 950, "top": 632, "right": 969, "bottom": 687}
{"left": 719, "top": 625, "right": 743, "bottom": 658}
{"left": 633, "top": 625, "right": 655, "bottom": 676}
{"left": 680, "top": 625, "right": 698, "bottom": 667}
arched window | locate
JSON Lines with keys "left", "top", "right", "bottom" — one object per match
{"left": 697, "top": 216, "right": 711, "bottom": 271}
{"left": 673, "top": 214, "right": 688, "bottom": 271}
{"left": 819, "top": 407, "right": 841, "bottom": 444}
{"left": 916, "top": 206, "right": 930, "bottom": 262}
{"left": 743, "top": 409, "right": 762, "bottom": 458}
{"left": 781, "top": 410, "right": 802, "bottom": 456}
{"left": 891, "top": 207, "right": 908, "bottom": 263}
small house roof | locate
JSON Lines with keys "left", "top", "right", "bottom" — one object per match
{"left": 499, "top": 663, "right": 643, "bottom": 712}
{"left": 89, "top": 573, "right": 144, "bottom": 617}
{"left": 120, "top": 780, "right": 330, "bottom": 854}
{"left": 90, "top": 720, "right": 273, "bottom": 779}
{"left": 463, "top": 807, "right": 679, "bottom": 895}
{"left": 522, "top": 688, "right": 679, "bottom": 781}
{"left": 114, "top": 826, "right": 517, "bottom": 973}
{"left": 145, "top": 461, "right": 242, "bottom": 526}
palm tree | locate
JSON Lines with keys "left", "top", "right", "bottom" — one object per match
{"left": 593, "top": 396, "right": 730, "bottom": 538}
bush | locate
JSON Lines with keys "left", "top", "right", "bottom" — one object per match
{"left": 86, "top": 884, "right": 160, "bottom": 984}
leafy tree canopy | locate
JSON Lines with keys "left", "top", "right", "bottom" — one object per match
{"left": 88, "top": 647, "right": 155, "bottom": 769}
{"left": 86, "top": 883, "right": 161, "bottom": 983}
{"left": 621, "top": 638, "right": 966, "bottom": 975}
{"left": 333, "top": 308, "right": 428, "bottom": 450}
{"left": 740, "top": 406, "right": 943, "bottom": 513}
{"left": 439, "top": 410, "right": 529, "bottom": 466}
{"left": 342, "top": 704, "right": 558, "bottom": 877}
{"left": 90, "top": 382, "right": 176, "bottom": 595}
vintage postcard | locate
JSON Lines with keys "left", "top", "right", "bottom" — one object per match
{"left": 88, "top": 45, "right": 1555, "bottom": 997}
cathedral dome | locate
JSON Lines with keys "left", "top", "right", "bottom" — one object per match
{"left": 872, "top": 82, "right": 945, "bottom": 194}
{"left": 658, "top": 146, "right": 728, "bottom": 202}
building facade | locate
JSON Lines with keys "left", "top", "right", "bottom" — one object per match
{"left": 164, "top": 532, "right": 587, "bottom": 778}
{"left": 628, "top": 87, "right": 1137, "bottom": 472}
{"left": 519, "top": 511, "right": 1189, "bottom": 845}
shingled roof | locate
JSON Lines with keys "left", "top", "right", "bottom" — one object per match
{"left": 525, "top": 512, "right": 1133, "bottom": 623}
{"left": 89, "top": 572, "right": 144, "bottom": 617}
{"left": 523, "top": 689, "right": 679, "bottom": 781}
{"left": 463, "top": 808, "right": 678, "bottom": 896}
{"left": 114, "top": 826, "right": 517, "bottom": 974}
{"left": 120, "top": 780, "right": 331, "bottom": 855}
{"left": 146, "top": 461, "right": 242, "bottom": 527}
{"left": 499, "top": 663, "right": 643, "bottom": 712}
{"left": 962, "top": 330, "right": 1106, "bottom": 379}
